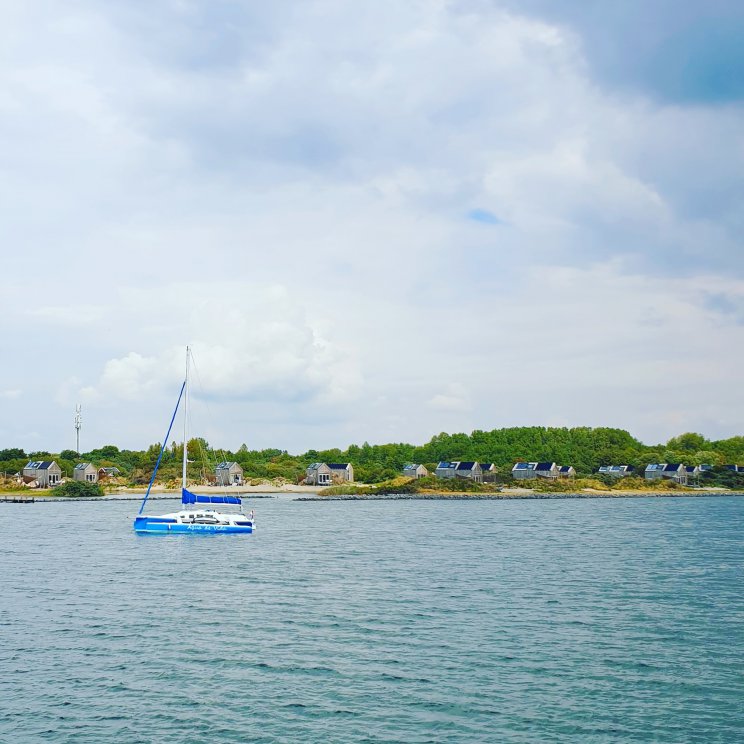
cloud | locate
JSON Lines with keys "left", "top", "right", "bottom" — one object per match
{"left": 0, "top": 389, "right": 22, "bottom": 400}
{"left": 79, "top": 282, "right": 361, "bottom": 407}
{"left": 497, "top": 0, "right": 744, "bottom": 104}
{"left": 0, "top": 1, "right": 740, "bottom": 452}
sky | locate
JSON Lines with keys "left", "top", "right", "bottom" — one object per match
{"left": 1, "top": 0, "right": 743, "bottom": 454}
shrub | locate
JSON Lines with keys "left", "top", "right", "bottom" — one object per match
{"left": 52, "top": 481, "right": 105, "bottom": 498}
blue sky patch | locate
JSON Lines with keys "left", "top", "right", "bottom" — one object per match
{"left": 467, "top": 208, "right": 502, "bottom": 225}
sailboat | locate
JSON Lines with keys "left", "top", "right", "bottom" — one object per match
{"left": 133, "top": 347, "right": 255, "bottom": 534}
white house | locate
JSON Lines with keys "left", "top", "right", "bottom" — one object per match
{"left": 306, "top": 462, "right": 332, "bottom": 486}
{"left": 306, "top": 462, "right": 354, "bottom": 485}
{"left": 215, "top": 461, "right": 244, "bottom": 486}
{"left": 558, "top": 465, "right": 576, "bottom": 479}
{"left": 73, "top": 463, "right": 98, "bottom": 483}
{"left": 22, "top": 460, "right": 62, "bottom": 488}
{"left": 402, "top": 464, "right": 429, "bottom": 479}
{"left": 512, "top": 462, "right": 538, "bottom": 480}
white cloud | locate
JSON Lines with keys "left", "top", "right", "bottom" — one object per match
{"left": 0, "top": 389, "right": 22, "bottom": 400}
{"left": 0, "top": 1, "right": 740, "bottom": 452}
{"left": 79, "top": 282, "right": 361, "bottom": 407}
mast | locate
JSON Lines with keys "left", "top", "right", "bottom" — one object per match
{"left": 74, "top": 404, "right": 82, "bottom": 454}
{"left": 182, "top": 346, "right": 190, "bottom": 490}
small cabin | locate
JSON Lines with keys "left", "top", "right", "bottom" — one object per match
{"left": 306, "top": 462, "right": 333, "bottom": 486}
{"left": 435, "top": 461, "right": 458, "bottom": 479}
{"left": 558, "top": 465, "right": 576, "bottom": 479}
{"left": 534, "top": 462, "right": 560, "bottom": 480}
{"left": 645, "top": 463, "right": 687, "bottom": 484}
{"left": 402, "top": 464, "right": 429, "bottom": 479}
{"left": 328, "top": 463, "right": 354, "bottom": 483}
{"left": 512, "top": 462, "right": 538, "bottom": 480}
{"left": 73, "top": 463, "right": 98, "bottom": 483}
{"left": 434, "top": 461, "right": 482, "bottom": 482}
{"left": 455, "top": 461, "right": 482, "bottom": 482}
{"left": 215, "top": 461, "right": 244, "bottom": 486}
{"left": 22, "top": 460, "right": 62, "bottom": 488}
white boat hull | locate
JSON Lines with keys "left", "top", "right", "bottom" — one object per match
{"left": 134, "top": 509, "right": 255, "bottom": 534}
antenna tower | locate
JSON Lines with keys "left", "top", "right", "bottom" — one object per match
{"left": 74, "top": 404, "right": 82, "bottom": 454}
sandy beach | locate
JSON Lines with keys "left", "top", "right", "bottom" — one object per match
{"left": 3, "top": 484, "right": 741, "bottom": 502}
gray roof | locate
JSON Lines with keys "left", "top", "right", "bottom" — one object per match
{"left": 216, "top": 461, "right": 240, "bottom": 470}
{"left": 74, "top": 463, "right": 93, "bottom": 470}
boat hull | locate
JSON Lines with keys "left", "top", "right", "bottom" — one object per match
{"left": 133, "top": 515, "right": 254, "bottom": 535}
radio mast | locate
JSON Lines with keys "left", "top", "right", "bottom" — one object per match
{"left": 74, "top": 404, "right": 82, "bottom": 454}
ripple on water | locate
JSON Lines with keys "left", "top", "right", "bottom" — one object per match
{"left": 0, "top": 496, "right": 743, "bottom": 743}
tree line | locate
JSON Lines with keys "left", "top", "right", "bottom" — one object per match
{"left": 2, "top": 427, "right": 744, "bottom": 486}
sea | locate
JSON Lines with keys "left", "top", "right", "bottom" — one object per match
{"left": 0, "top": 495, "right": 742, "bottom": 743}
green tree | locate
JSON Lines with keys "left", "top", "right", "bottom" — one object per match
{"left": 0, "top": 448, "right": 26, "bottom": 460}
{"left": 667, "top": 433, "right": 708, "bottom": 452}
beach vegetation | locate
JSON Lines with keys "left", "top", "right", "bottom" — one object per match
{"left": 51, "top": 481, "right": 105, "bottom": 498}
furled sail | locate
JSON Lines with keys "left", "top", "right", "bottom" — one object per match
{"left": 181, "top": 488, "right": 241, "bottom": 505}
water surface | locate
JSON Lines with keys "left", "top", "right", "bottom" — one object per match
{"left": 1, "top": 496, "right": 742, "bottom": 742}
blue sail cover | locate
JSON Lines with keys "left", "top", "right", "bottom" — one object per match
{"left": 181, "top": 488, "right": 241, "bottom": 506}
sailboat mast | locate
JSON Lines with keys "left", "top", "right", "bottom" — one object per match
{"left": 182, "top": 346, "right": 190, "bottom": 490}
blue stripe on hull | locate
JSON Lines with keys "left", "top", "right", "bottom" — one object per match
{"left": 133, "top": 519, "right": 253, "bottom": 535}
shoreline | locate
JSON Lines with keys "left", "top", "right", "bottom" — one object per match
{"left": 295, "top": 490, "right": 744, "bottom": 501}
{"left": 6, "top": 490, "right": 741, "bottom": 503}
